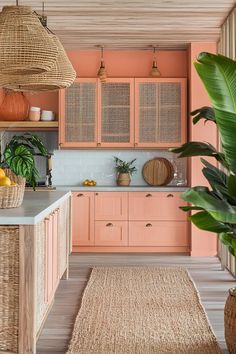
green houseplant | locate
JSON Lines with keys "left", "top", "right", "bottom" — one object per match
{"left": 0, "top": 132, "right": 49, "bottom": 189}
{"left": 113, "top": 156, "right": 137, "bottom": 186}
{"left": 171, "top": 52, "right": 236, "bottom": 353}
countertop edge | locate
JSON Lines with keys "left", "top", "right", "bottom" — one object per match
{"left": 0, "top": 191, "right": 71, "bottom": 226}
{"left": 55, "top": 185, "right": 189, "bottom": 192}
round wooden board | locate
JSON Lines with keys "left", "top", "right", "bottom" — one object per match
{"left": 142, "top": 158, "right": 174, "bottom": 186}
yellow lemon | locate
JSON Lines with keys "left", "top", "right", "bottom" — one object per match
{"left": 0, "top": 176, "right": 11, "bottom": 186}
{"left": 0, "top": 168, "right": 5, "bottom": 179}
{"left": 11, "top": 182, "right": 18, "bottom": 186}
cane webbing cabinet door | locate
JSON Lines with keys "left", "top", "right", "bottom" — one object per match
{"left": 98, "top": 78, "right": 134, "bottom": 147}
{"left": 134, "top": 78, "right": 186, "bottom": 148}
{"left": 59, "top": 78, "right": 97, "bottom": 148}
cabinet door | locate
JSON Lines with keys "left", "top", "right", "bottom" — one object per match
{"left": 129, "top": 221, "right": 189, "bottom": 246}
{"left": 95, "top": 221, "right": 128, "bottom": 246}
{"left": 129, "top": 192, "right": 187, "bottom": 221}
{"left": 72, "top": 192, "right": 94, "bottom": 246}
{"left": 135, "top": 78, "right": 186, "bottom": 147}
{"left": 59, "top": 78, "right": 97, "bottom": 148}
{"left": 98, "top": 78, "right": 134, "bottom": 147}
{"left": 95, "top": 192, "right": 128, "bottom": 220}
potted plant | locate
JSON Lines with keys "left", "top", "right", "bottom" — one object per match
{"left": 0, "top": 132, "right": 48, "bottom": 208}
{"left": 113, "top": 156, "right": 137, "bottom": 186}
{"left": 171, "top": 52, "right": 236, "bottom": 353}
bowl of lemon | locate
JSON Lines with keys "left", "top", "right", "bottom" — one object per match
{"left": 0, "top": 168, "right": 26, "bottom": 208}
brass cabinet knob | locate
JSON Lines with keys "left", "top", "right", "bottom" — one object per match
{"left": 95, "top": 193, "right": 99, "bottom": 196}
{"left": 146, "top": 223, "right": 152, "bottom": 227}
{"left": 134, "top": 142, "right": 138, "bottom": 146}
{"left": 167, "top": 194, "right": 174, "bottom": 198}
{"left": 106, "top": 223, "right": 113, "bottom": 227}
{"left": 146, "top": 193, "right": 152, "bottom": 197}
{"left": 97, "top": 142, "right": 101, "bottom": 147}
{"left": 77, "top": 193, "right": 84, "bottom": 197}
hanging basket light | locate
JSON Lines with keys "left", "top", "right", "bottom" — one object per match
{"left": 150, "top": 46, "right": 161, "bottom": 77}
{"left": 0, "top": 6, "right": 59, "bottom": 75}
{"left": 0, "top": 35, "right": 76, "bottom": 92}
{"left": 97, "top": 46, "right": 107, "bottom": 82}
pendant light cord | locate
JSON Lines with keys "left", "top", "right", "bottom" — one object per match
{"left": 16, "top": 0, "right": 19, "bottom": 5}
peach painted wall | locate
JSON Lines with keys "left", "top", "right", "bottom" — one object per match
{"left": 188, "top": 42, "right": 218, "bottom": 256}
{"left": 66, "top": 50, "right": 187, "bottom": 78}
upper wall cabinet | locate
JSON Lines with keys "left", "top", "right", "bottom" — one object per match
{"left": 134, "top": 78, "right": 186, "bottom": 148}
{"left": 59, "top": 77, "right": 186, "bottom": 149}
{"left": 98, "top": 78, "right": 134, "bottom": 147}
{"left": 59, "top": 78, "right": 98, "bottom": 148}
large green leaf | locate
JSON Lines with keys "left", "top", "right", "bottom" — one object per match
{"left": 191, "top": 106, "right": 216, "bottom": 125}
{"left": 190, "top": 211, "right": 232, "bottom": 233}
{"left": 194, "top": 53, "right": 236, "bottom": 173}
{"left": 170, "top": 142, "right": 228, "bottom": 168}
{"left": 228, "top": 174, "right": 236, "bottom": 198}
{"left": 181, "top": 187, "right": 236, "bottom": 223}
{"left": 201, "top": 158, "right": 228, "bottom": 191}
{"left": 4, "top": 144, "right": 34, "bottom": 178}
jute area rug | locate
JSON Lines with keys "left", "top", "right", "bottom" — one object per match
{"left": 67, "top": 267, "right": 221, "bottom": 354}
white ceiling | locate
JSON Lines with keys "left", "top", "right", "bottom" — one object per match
{"left": 0, "top": 0, "right": 235, "bottom": 50}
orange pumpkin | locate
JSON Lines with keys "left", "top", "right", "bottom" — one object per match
{"left": 0, "top": 89, "right": 29, "bottom": 121}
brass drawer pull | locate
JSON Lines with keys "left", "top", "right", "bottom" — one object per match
{"left": 77, "top": 193, "right": 84, "bottom": 197}
{"left": 106, "top": 223, "right": 113, "bottom": 227}
{"left": 97, "top": 142, "right": 101, "bottom": 147}
{"left": 146, "top": 193, "right": 152, "bottom": 197}
{"left": 146, "top": 223, "right": 152, "bottom": 227}
{"left": 95, "top": 193, "right": 99, "bottom": 195}
{"left": 167, "top": 194, "right": 174, "bottom": 198}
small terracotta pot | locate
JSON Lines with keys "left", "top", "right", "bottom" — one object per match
{"left": 225, "top": 287, "right": 236, "bottom": 353}
{"left": 117, "top": 173, "right": 131, "bottom": 186}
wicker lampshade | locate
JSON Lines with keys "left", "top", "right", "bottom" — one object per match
{"left": 0, "top": 35, "right": 76, "bottom": 92}
{"left": 0, "top": 6, "right": 59, "bottom": 75}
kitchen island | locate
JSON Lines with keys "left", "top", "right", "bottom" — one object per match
{"left": 0, "top": 191, "right": 71, "bottom": 354}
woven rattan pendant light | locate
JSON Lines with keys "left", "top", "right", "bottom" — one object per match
{"left": 0, "top": 35, "right": 76, "bottom": 91}
{"left": 97, "top": 46, "right": 107, "bottom": 83}
{"left": 0, "top": 5, "right": 59, "bottom": 75}
{"left": 150, "top": 46, "right": 161, "bottom": 77}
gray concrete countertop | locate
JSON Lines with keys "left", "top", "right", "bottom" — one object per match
{"left": 0, "top": 191, "right": 71, "bottom": 225}
{"left": 55, "top": 185, "right": 189, "bottom": 192}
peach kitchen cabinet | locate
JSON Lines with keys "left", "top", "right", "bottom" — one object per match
{"left": 72, "top": 192, "right": 95, "bottom": 246}
{"left": 59, "top": 78, "right": 134, "bottom": 148}
{"left": 97, "top": 78, "right": 134, "bottom": 147}
{"left": 59, "top": 78, "right": 98, "bottom": 148}
{"left": 134, "top": 78, "right": 187, "bottom": 148}
{"left": 95, "top": 221, "right": 128, "bottom": 246}
{"left": 94, "top": 192, "right": 128, "bottom": 246}
{"left": 95, "top": 192, "right": 128, "bottom": 220}
{"left": 72, "top": 191, "right": 189, "bottom": 252}
{"left": 128, "top": 192, "right": 189, "bottom": 248}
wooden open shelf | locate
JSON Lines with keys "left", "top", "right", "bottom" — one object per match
{"left": 0, "top": 121, "right": 59, "bottom": 131}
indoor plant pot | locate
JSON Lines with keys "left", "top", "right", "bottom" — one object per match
{"left": 117, "top": 172, "right": 131, "bottom": 186}
{"left": 225, "top": 288, "right": 236, "bottom": 354}
{"left": 114, "top": 156, "right": 137, "bottom": 187}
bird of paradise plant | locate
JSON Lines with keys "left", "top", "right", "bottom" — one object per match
{"left": 171, "top": 52, "right": 236, "bottom": 256}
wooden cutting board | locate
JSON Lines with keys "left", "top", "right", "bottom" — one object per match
{"left": 142, "top": 158, "right": 174, "bottom": 186}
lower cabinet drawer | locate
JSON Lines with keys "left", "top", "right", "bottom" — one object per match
{"left": 129, "top": 221, "right": 189, "bottom": 247}
{"left": 95, "top": 221, "right": 128, "bottom": 246}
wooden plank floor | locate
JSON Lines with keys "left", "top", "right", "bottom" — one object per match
{"left": 37, "top": 254, "right": 236, "bottom": 354}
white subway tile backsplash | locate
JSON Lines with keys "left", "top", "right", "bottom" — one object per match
{"left": 52, "top": 150, "right": 187, "bottom": 187}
